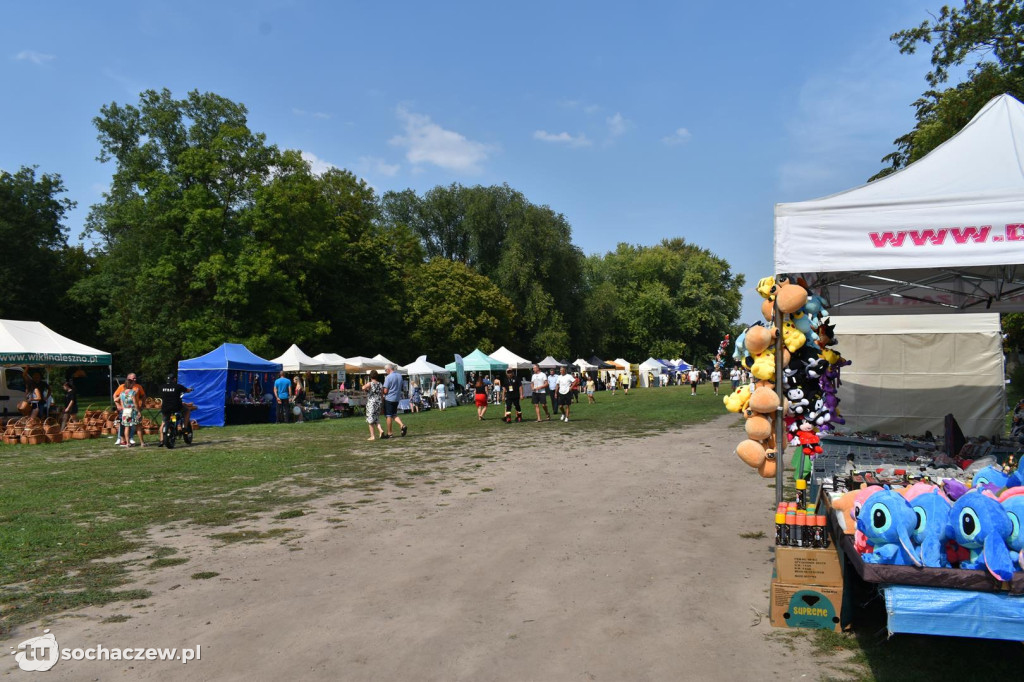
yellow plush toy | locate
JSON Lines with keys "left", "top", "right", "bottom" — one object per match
{"left": 723, "top": 384, "right": 751, "bottom": 413}
{"left": 781, "top": 319, "right": 807, "bottom": 353}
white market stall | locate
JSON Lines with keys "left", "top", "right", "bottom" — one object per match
{"left": 772, "top": 93, "right": 1024, "bottom": 640}
{"left": 0, "top": 319, "right": 113, "bottom": 415}
{"left": 489, "top": 346, "right": 533, "bottom": 370}
{"left": 638, "top": 358, "right": 664, "bottom": 388}
{"left": 400, "top": 355, "right": 452, "bottom": 408}
{"left": 270, "top": 344, "right": 325, "bottom": 372}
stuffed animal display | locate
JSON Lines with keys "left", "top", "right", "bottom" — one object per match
{"left": 724, "top": 274, "right": 849, "bottom": 480}
{"left": 845, "top": 480, "right": 1024, "bottom": 579}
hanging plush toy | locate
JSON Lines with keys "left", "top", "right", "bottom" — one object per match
{"left": 856, "top": 488, "right": 922, "bottom": 566}
{"left": 946, "top": 489, "right": 1015, "bottom": 581}
{"left": 905, "top": 486, "right": 954, "bottom": 568}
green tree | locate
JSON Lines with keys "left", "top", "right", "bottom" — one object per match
{"left": 873, "top": 1, "right": 1024, "bottom": 179}
{"left": 583, "top": 239, "right": 743, "bottom": 362}
{"left": 403, "top": 259, "right": 517, "bottom": 360}
{"left": 0, "top": 167, "right": 75, "bottom": 318}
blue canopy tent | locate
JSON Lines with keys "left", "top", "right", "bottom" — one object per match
{"left": 178, "top": 343, "right": 282, "bottom": 427}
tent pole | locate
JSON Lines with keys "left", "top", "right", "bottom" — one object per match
{"left": 774, "top": 300, "right": 785, "bottom": 506}
{"left": 108, "top": 363, "right": 114, "bottom": 409}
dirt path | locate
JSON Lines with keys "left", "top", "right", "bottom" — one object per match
{"left": 7, "top": 415, "right": 826, "bottom": 681}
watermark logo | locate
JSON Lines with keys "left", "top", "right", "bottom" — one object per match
{"left": 12, "top": 629, "right": 59, "bottom": 672}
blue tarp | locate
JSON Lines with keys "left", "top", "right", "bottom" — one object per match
{"left": 884, "top": 585, "right": 1024, "bottom": 640}
{"left": 178, "top": 343, "right": 282, "bottom": 427}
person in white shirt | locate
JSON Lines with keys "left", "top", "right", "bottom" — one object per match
{"left": 688, "top": 369, "right": 700, "bottom": 396}
{"left": 547, "top": 371, "right": 559, "bottom": 415}
{"left": 530, "top": 364, "right": 551, "bottom": 422}
{"left": 730, "top": 367, "right": 741, "bottom": 391}
{"left": 710, "top": 369, "right": 722, "bottom": 396}
{"left": 608, "top": 372, "right": 617, "bottom": 395}
{"left": 556, "top": 365, "right": 575, "bottom": 422}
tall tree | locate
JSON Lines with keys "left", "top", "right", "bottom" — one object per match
{"left": 873, "top": 1, "right": 1024, "bottom": 180}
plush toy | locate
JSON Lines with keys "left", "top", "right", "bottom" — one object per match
{"left": 790, "top": 310, "right": 820, "bottom": 346}
{"left": 791, "top": 421, "right": 823, "bottom": 458}
{"left": 906, "top": 488, "right": 954, "bottom": 568}
{"left": 748, "top": 385, "right": 780, "bottom": 415}
{"left": 758, "top": 450, "right": 777, "bottom": 478}
{"left": 774, "top": 278, "right": 809, "bottom": 314}
{"left": 941, "top": 478, "right": 970, "bottom": 501}
{"left": 973, "top": 465, "right": 1010, "bottom": 490}
{"left": 780, "top": 319, "right": 807, "bottom": 353}
{"left": 732, "top": 329, "right": 750, "bottom": 364}
{"left": 744, "top": 347, "right": 777, "bottom": 382}
{"left": 785, "top": 385, "right": 811, "bottom": 417}
{"left": 744, "top": 325, "right": 774, "bottom": 355}
{"left": 802, "top": 293, "right": 829, "bottom": 328}
{"left": 946, "top": 489, "right": 1015, "bottom": 581}
{"left": 998, "top": 488, "right": 1024, "bottom": 571}
{"left": 736, "top": 439, "right": 767, "bottom": 468}
{"left": 856, "top": 488, "right": 922, "bottom": 566}
{"left": 723, "top": 384, "right": 752, "bottom": 413}
{"left": 744, "top": 413, "right": 773, "bottom": 441}
{"left": 756, "top": 276, "right": 777, "bottom": 300}
{"left": 761, "top": 298, "right": 774, "bottom": 322}
{"left": 833, "top": 485, "right": 883, "bottom": 553}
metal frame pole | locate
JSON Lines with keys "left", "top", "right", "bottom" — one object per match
{"left": 774, "top": 299, "right": 786, "bottom": 505}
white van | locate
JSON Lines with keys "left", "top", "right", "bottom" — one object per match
{"left": 0, "top": 367, "right": 28, "bottom": 418}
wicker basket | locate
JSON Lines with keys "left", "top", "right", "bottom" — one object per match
{"left": 46, "top": 431, "right": 63, "bottom": 444}
{"left": 191, "top": 420, "right": 200, "bottom": 431}
{"left": 83, "top": 404, "right": 104, "bottom": 420}
{"left": 21, "top": 424, "right": 46, "bottom": 445}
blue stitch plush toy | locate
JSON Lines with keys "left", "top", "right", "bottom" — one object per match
{"left": 856, "top": 488, "right": 921, "bottom": 566}
{"left": 946, "top": 489, "right": 1015, "bottom": 581}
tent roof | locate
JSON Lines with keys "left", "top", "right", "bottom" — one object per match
{"left": 401, "top": 355, "right": 449, "bottom": 375}
{"left": 445, "top": 349, "right": 508, "bottom": 372}
{"left": 271, "top": 344, "right": 324, "bottom": 372}
{"left": 613, "top": 358, "right": 634, "bottom": 371}
{"left": 311, "top": 352, "right": 347, "bottom": 370}
{"left": 0, "top": 319, "right": 112, "bottom": 366}
{"left": 537, "top": 355, "right": 565, "bottom": 369}
{"left": 639, "top": 357, "right": 664, "bottom": 371}
{"left": 775, "top": 93, "right": 1024, "bottom": 315}
{"left": 344, "top": 356, "right": 386, "bottom": 372}
{"left": 489, "top": 346, "right": 533, "bottom": 369}
{"left": 573, "top": 358, "right": 597, "bottom": 371}
{"left": 179, "top": 343, "right": 281, "bottom": 372}
{"left": 587, "top": 355, "right": 615, "bottom": 369}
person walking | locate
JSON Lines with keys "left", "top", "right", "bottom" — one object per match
{"left": 622, "top": 371, "right": 630, "bottom": 396}
{"left": 293, "top": 376, "right": 306, "bottom": 423}
{"left": 608, "top": 372, "right": 617, "bottom": 396}
{"left": 556, "top": 366, "right": 574, "bottom": 422}
{"left": 730, "top": 366, "right": 740, "bottom": 391}
{"left": 364, "top": 370, "right": 384, "bottom": 440}
{"left": 547, "top": 370, "right": 559, "bottom": 415}
{"left": 410, "top": 381, "right": 422, "bottom": 413}
{"left": 502, "top": 368, "right": 523, "bottom": 423}
{"left": 382, "top": 363, "right": 407, "bottom": 438}
{"left": 585, "top": 375, "right": 596, "bottom": 403}
{"left": 60, "top": 380, "right": 77, "bottom": 431}
{"left": 115, "top": 375, "right": 143, "bottom": 447}
{"left": 113, "top": 373, "right": 148, "bottom": 446}
{"left": 474, "top": 376, "right": 489, "bottom": 420}
{"left": 435, "top": 379, "right": 447, "bottom": 410}
{"left": 710, "top": 368, "right": 722, "bottom": 396}
{"left": 687, "top": 368, "right": 700, "bottom": 396}
{"left": 273, "top": 371, "right": 292, "bottom": 424}
{"left": 530, "top": 364, "right": 551, "bottom": 422}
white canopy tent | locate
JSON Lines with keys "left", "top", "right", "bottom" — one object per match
{"left": 400, "top": 355, "right": 449, "bottom": 376}
{"left": 638, "top": 358, "right": 664, "bottom": 387}
{"left": 537, "top": 356, "right": 564, "bottom": 369}
{"left": 573, "top": 358, "right": 597, "bottom": 372}
{"left": 271, "top": 344, "right": 325, "bottom": 372}
{"left": 344, "top": 356, "right": 385, "bottom": 373}
{"left": 311, "top": 353, "right": 347, "bottom": 371}
{"left": 775, "top": 94, "right": 1024, "bottom": 315}
{"left": 489, "top": 346, "right": 533, "bottom": 370}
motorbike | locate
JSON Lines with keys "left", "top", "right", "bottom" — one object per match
{"left": 161, "top": 411, "right": 193, "bottom": 449}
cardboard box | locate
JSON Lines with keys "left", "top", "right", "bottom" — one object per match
{"left": 775, "top": 546, "right": 843, "bottom": 586}
{"left": 770, "top": 579, "right": 842, "bottom": 632}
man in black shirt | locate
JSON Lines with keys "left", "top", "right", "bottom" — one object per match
{"left": 158, "top": 374, "right": 192, "bottom": 446}
{"left": 502, "top": 368, "right": 523, "bottom": 423}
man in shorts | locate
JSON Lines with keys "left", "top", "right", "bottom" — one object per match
{"left": 556, "top": 365, "right": 574, "bottom": 422}
{"left": 688, "top": 368, "right": 700, "bottom": 396}
{"left": 710, "top": 368, "right": 722, "bottom": 396}
{"left": 382, "top": 363, "right": 407, "bottom": 438}
{"left": 548, "top": 370, "right": 559, "bottom": 415}
{"left": 530, "top": 364, "right": 550, "bottom": 422}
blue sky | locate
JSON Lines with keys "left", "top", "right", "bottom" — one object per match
{"left": 2, "top": 1, "right": 940, "bottom": 322}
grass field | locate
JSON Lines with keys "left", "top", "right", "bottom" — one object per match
{"left": 0, "top": 384, "right": 723, "bottom": 636}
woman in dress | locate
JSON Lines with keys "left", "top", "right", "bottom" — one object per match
{"left": 118, "top": 381, "right": 142, "bottom": 447}
{"left": 474, "top": 377, "right": 489, "bottom": 420}
{"left": 410, "top": 381, "right": 422, "bottom": 413}
{"left": 364, "top": 370, "right": 385, "bottom": 441}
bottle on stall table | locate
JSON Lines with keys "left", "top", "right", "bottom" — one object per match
{"left": 786, "top": 511, "right": 797, "bottom": 547}
{"left": 775, "top": 512, "right": 787, "bottom": 545}
{"left": 818, "top": 515, "right": 830, "bottom": 548}
{"left": 794, "top": 513, "right": 805, "bottom": 548}
{"left": 795, "top": 479, "right": 808, "bottom": 509}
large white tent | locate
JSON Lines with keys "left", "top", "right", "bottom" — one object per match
{"left": 271, "top": 344, "right": 325, "bottom": 372}
{"left": 400, "top": 355, "right": 448, "bottom": 376}
{"left": 775, "top": 94, "right": 1024, "bottom": 315}
{"left": 638, "top": 358, "right": 664, "bottom": 387}
{"left": 489, "top": 346, "right": 532, "bottom": 370}
{"left": 773, "top": 93, "right": 1024, "bottom": 447}
{"left": 312, "top": 353, "right": 347, "bottom": 371}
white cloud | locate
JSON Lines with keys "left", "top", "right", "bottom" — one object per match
{"left": 606, "top": 112, "right": 631, "bottom": 137}
{"left": 15, "top": 50, "right": 55, "bottom": 65}
{"left": 661, "top": 127, "right": 692, "bottom": 146}
{"left": 389, "top": 107, "right": 492, "bottom": 173}
{"left": 533, "top": 130, "right": 592, "bottom": 147}
{"left": 358, "top": 156, "right": 400, "bottom": 178}
{"left": 311, "top": 111, "right": 331, "bottom": 120}
{"left": 301, "top": 151, "right": 338, "bottom": 175}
